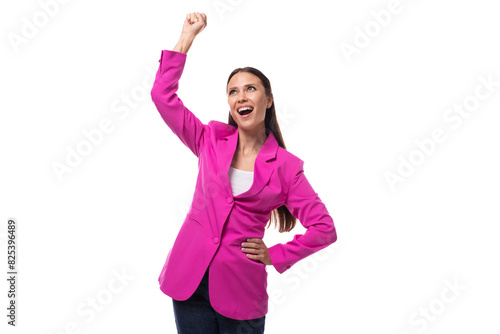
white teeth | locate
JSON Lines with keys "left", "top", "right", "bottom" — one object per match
{"left": 238, "top": 106, "right": 253, "bottom": 113}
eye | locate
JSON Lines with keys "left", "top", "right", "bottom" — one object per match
{"left": 229, "top": 89, "right": 236, "bottom": 95}
{"left": 248, "top": 86, "right": 256, "bottom": 91}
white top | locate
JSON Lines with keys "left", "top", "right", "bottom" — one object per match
{"left": 228, "top": 166, "right": 254, "bottom": 196}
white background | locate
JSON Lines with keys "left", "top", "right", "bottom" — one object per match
{"left": 1, "top": 0, "right": 500, "bottom": 333}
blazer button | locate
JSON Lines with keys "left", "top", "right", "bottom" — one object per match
{"left": 226, "top": 197, "right": 233, "bottom": 204}
{"left": 213, "top": 237, "right": 219, "bottom": 244}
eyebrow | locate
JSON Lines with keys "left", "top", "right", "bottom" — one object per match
{"left": 227, "top": 83, "right": 259, "bottom": 91}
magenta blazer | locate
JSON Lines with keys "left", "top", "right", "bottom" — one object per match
{"left": 150, "top": 49, "right": 337, "bottom": 320}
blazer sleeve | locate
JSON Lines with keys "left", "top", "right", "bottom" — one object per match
{"left": 150, "top": 49, "right": 208, "bottom": 158}
{"left": 268, "top": 159, "right": 337, "bottom": 274}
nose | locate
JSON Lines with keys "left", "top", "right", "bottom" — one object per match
{"left": 237, "top": 92, "right": 247, "bottom": 102}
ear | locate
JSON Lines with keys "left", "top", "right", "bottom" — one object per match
{"left": 267, "top": 93, "right": 273, "bottom": 109}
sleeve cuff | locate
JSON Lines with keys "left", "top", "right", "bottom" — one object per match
{"left": 268, "top": 243, "right": 291, "bottom": 274}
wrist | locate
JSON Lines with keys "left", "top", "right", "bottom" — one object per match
{"left": 173, "top": 33, "right": 195, "bottom": 54}
{"left": 180, "top": 31, "right": 196, "bottom": 40}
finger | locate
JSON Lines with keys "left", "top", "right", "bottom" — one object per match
{"left": 241, "top": 246, "right": 260, "bottom": 254}
{"left": 245, "top": 252, "right": 264, "bottom": 261}
{"left": 245, "top": 244, "right": 259, "bottom": 250}
{"left": 199, "top": 14, "right": 206, "bottom": 27}
{"left": 246, "top": 253, "right": 262, "bottom": 260}
{"left": 241, "top": 241, "right": 260, "bottom": 249}
{"left": 196, "top": 13, "right": 204, "bottom": 26}
{"left": 245, "top": 239, "right": 264, "bottom": 249}
{"left": 246, "top": 238, "right": 262, "bottom": 243}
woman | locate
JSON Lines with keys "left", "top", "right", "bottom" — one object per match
{"left": 151, "top": 12, "right": 337, "bottom": 334}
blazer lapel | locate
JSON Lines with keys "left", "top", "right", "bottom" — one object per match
{"left": 217, "top": 127, "right": 278, "bottom": 199}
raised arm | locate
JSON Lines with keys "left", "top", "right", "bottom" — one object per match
{"left": 173, "top": 12, "right": 207, "bottom": 54}
{"left": 150, "top": 12, "right": 209, "bottom": 157}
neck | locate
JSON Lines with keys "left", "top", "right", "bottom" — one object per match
{"left": 236, "top": 126, "right": 267, "bottom": 155}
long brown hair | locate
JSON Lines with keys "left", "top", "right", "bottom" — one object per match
{"left": 226, "top": 67, "right": 297, "bottom": 233}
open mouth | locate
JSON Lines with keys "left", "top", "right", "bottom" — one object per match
{"left": 237, "top": 106, "right": 254, "bottom": 116}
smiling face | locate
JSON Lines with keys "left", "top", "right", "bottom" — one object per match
{"left": 227, "top": 71, "right": 273, "bottom": 132}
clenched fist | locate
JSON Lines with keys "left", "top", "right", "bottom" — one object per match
{"left": 181, "top": 12, "right": 207, "bottom": 37}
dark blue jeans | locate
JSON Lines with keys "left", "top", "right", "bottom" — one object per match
{"left": 172, "top": 266, "right": 266, "bottom": 334}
